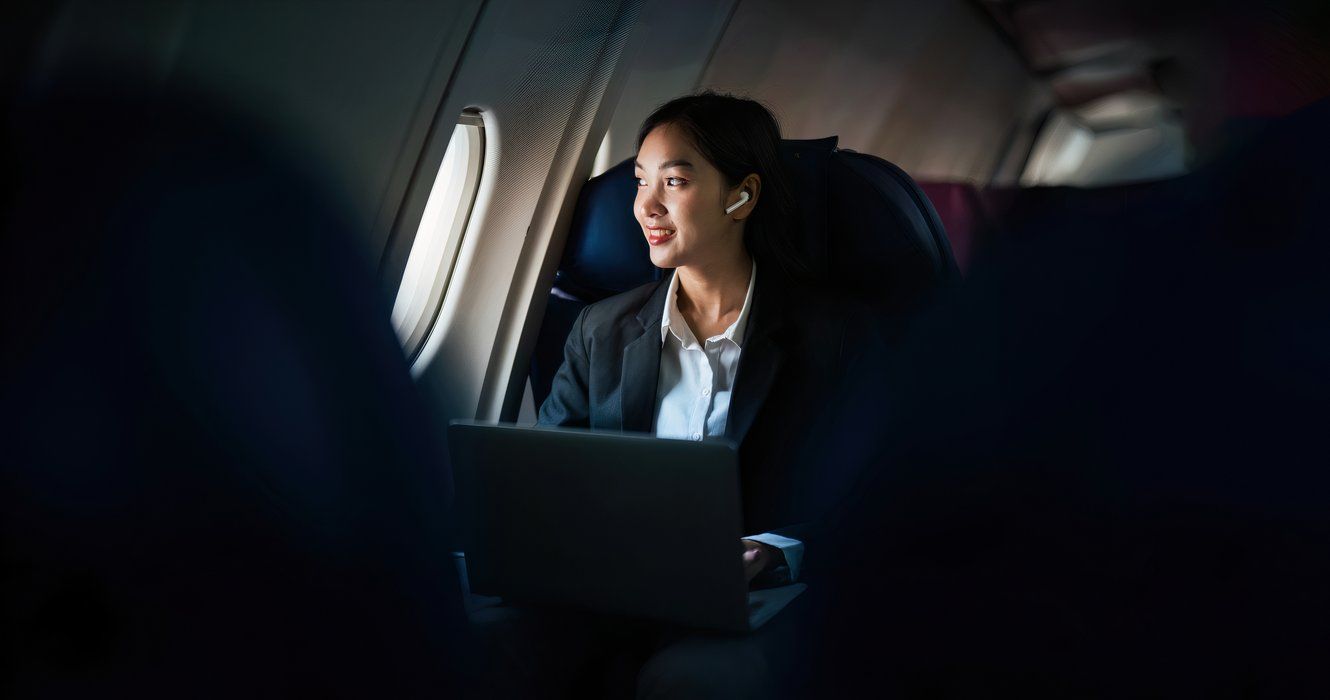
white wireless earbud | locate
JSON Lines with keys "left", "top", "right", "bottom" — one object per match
{"left": 725, "top": 190, "right": 750, "bottom": 215}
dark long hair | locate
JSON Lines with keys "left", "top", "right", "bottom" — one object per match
{"left": 636, "top": 91, "right": 808, "bottom": 282}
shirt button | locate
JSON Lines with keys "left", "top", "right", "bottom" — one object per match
{"left": 701, "top": 387, "right": 711, "bottom": 397}
{"left": 692, "top": 432, "right": 702, "bottom": 441}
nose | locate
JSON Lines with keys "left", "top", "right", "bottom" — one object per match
{"left": 637, "top": 188, "right": 666, "bottom": 221}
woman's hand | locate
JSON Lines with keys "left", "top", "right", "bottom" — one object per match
{"left": 741, "top": 539, "right": 785, "bottom": 582}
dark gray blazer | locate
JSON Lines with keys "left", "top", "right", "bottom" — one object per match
{"left": 538, "top": 271, "right": 886, "bottom": 567}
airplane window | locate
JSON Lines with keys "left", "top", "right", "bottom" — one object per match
{"left": 1020, "top": 110, "right": 1092, "bottom": 186}
{"left": 391, "top": 110, "right": 485, "bottom": 361}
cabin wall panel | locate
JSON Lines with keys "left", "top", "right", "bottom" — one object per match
{"left": 596, "top": 0, "right": 740, "bottom": 169}
{"left": 699, "top": 0, "right": 1048, "bottom": 184}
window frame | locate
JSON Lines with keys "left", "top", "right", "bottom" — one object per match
{"left": 390, "top": 109, "right": 486, "bottom": 364}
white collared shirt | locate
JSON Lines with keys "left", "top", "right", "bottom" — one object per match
{"left": 652, "top": 263, "right": 804, "bottom": 582}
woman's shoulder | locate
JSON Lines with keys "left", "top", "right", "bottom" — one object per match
{"left": 578, "top": 278, "right": 666, "bottom": 330}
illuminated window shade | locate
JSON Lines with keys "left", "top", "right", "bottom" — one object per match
{"left": 392, "top": 111, "right": 485, "bottom": 361}
{"left": 1021, "top": 110, "right": 1092, "bottom": 186}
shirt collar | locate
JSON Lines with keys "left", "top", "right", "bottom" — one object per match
{"left": 660, "top": 261, "right": 757, "bottom": 348}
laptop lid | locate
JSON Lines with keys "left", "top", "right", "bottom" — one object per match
{"left": 448, "top": 421, "right": 751, "bottom": 632}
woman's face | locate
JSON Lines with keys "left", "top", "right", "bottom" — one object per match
{"left": 633, "top": 124, "right": 748, "bottom": 270}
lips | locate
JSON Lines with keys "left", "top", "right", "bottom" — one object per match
{"left": 646, "top": 229, "right": 676, "bottom": 246}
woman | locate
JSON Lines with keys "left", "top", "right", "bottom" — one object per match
{"left": 530, "top": 91, "right": 883, "bottom": 696}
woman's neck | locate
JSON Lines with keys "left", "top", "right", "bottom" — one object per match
{"left": 675, "top": 250, "right": 753, "bottom": 325}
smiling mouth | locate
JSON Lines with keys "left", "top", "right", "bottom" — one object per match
{"left": 646, "top": 229, "right": 676, "bottom": 246}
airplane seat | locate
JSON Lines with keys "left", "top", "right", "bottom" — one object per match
{"left": 822, "top": 143, "right": 962, "bottom": 319}
{"left": 2, "top": 74, "right": 467, "bottom": 696}
{"left": 529, "top": 137, "right": 960, "bottom": 408}
{"left": 529, "top": 157, "right": 665, "bottom": 408}
{"left": 975, "top": 178, "right": 1187, "bottom": 248}
{"left": 918, "top": 181, "right": 988, "bottom": 275}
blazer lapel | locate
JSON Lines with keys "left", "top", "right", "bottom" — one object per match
{"left": 725, "top": 276, "right": 785, "bottom": 444}
{"left": 619, "top": 279, "right": 669, "bottom": 432}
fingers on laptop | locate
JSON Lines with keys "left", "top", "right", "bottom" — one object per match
{"left": 741, "top": 540, "right": 768, "bottom": 582}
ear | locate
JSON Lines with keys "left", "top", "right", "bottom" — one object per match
{"left": 729, "top": 174, "right": 761, "bottom": 220}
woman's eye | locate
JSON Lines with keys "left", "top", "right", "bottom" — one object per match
{"left": 632, "top": 176, "right": 685, "bottom": 187}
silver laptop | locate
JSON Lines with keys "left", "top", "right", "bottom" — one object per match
{"left": 447, "top": 421, "right": 803, "bottom": 632}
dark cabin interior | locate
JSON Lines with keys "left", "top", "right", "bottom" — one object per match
{"left": 3, "top": 0, "right": 1328, "bottom": 697}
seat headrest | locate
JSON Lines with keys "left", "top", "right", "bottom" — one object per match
{"left": 778, "top": 136, "right": 838, "bottom": 277}
{"left": 554, "top": 158, "right": 660, "bottom": 302}
{"left": 919, "top": 181, "right": 986, "bottom": 274}
{"left": 554, "top": 137, "right": 958, "bottom": 312}
{"left": 826, "top": 150, "right": 959, "bottom": 314}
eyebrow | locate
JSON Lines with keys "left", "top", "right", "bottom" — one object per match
{"left": 633, "top": 159, "right": 695, "bottom": 171}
